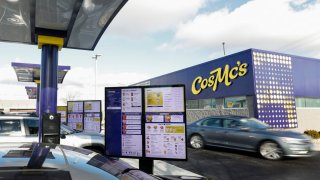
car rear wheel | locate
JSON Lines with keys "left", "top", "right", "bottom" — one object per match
{"left": 190, "top": 135, "right": 204, "bottom": 149}
{"left": 259, "top": 141, "right": 283, "bottom": 160}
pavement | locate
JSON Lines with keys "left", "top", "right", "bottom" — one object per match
{"left": 312, "top": 139, "right": 320, "bottom": 151}
{"left": 120, "top": 140, "right": 320, "bottom": 178}
{"left": 120, "top": 158, "right": 204, "bottom": 178}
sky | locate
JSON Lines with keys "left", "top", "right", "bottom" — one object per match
{"left": 1, "top": 0, "right": 320, "bottom": 105}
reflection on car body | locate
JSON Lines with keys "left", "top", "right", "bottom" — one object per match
{"left": 0, "top": 142, "right": 159, "bottom": 180}
{"left": 0, "top": 114, "right": 104, "bottom": 153}
{"left": 187, "top": 116, "right": 316, "bottom": 160}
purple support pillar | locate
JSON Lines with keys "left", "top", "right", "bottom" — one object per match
{"left": 36, "top": 83, "right": 40, "bottom": 116}
{"left": 39, "top": 44, "right": 58, "bottom": 143}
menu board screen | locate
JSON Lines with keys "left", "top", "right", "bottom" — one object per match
{"left": 144, "top": 86, "right": 186, "bottom": 160}
{"left": 145, "top": 123, "right": 186, "bottom": 159}
{"left": 84, "top": 113, "right": 101, "bottom": 132}
{"left": 105, "top": 85, "right": 186, "bottom": 160}
{"left": 105, "top": 88, "right": 143, "bottom": 157}
{"left": 145, "top": 87, "right": 184, "bottom": 112}
{"left": 67, "top": 101, "right": 84, "bottom": 130}
{"left": 84, "top": 101, "right": 101, "bottom": 132}
{"left": 84, "top": 101, "right": 101, "bottom": 112}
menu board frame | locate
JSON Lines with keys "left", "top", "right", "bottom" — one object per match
{"left": 66, "top": 100, "right": 102, "bottom": 133}
{"left": 105, "top": 85, "right": 187, "bottom": 161}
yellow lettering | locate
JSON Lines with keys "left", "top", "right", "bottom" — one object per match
{"left": 191, "top": 76, "right": 202, "bottom": 95}
{"left": 191, "top": 61, "right": 248, "bottom": 95}
{"left": 208, "top": 75, "right": 215, "bottom": 87}
{"left": 239, "top": 63, "right": 248, "bottom": 76}
{"left": 229, "top": 66, "right": 239, "bottom": 79}
{"left": 201, "top": 79, "right": 208, "bottom": 89}
{"left": 210, "top": 65, "right": 231, "bottom": 91}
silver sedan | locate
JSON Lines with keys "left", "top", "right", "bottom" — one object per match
{"left": 187, "top": 116, "right": 316, "bottom": 160}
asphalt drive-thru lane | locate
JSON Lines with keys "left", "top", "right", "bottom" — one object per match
{"left": 166, "top": 147, "right": 320, "bottom": 180}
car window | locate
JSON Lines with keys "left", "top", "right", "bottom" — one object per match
{"left": 223, "top": 119, "right": 242, "bottom": 129}
{"left": 0, "top": 120, "right": 22, "bottom": 134}
{"left": 201, "top": 118, "right": 221, "bottom": 127}
{"left": 246, "top": 118, "right": 269, "bottom": 129}
{"left": 24, "top": 119, "right": 39, "bottom": 136}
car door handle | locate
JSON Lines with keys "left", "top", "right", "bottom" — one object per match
{"left": 200, "top": 129, "right": 205, "bottom": 131}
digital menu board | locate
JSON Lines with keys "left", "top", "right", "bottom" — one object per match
{"left": 67, "top": 101, "right": 84, "bottom": 130}
{"left": 67, "top": 100, "right": 102, "bottom": 133}
{"left": 105, "top": 85, "right": 187, "bottom": 160}
{"left": 84, "top": 101, "right": 101, "bottom": 132}
{"left": 144, "top": 86, "right": 186, "bottom": 159}
{"left": 106, "top": 88, "right": 143, "bottom": 157}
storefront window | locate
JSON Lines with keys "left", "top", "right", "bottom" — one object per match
{"left": 186, "top": 100, "right": 199, "bottom": 109}
{"left": 296, "top": 97, "right": 320, "bottom": 108}
{"left": 295, "top": 98, "right": 306, "bottom": 107}
{"left": 224, "top": 96, "right": 247, "bottom": 108}
{"left": 199, "top": 99, "right": 216, "bottom": 109}
{"left": 187, "top": 99, "right": 216, "bottom": 109}
{"left": 306, "top": 98, "right": 320, "bottom": 107}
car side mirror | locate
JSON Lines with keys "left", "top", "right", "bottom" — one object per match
{"left": 60, "top": 134, "right": 66, "bottom": 139}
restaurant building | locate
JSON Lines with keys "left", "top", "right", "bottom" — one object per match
{"left": 134, "top": 49, "right": 320, "bottom": 132}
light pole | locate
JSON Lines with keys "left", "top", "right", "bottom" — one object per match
{"left": 222, "top": 42, "right": 226, "bottom": 56}
{"left": 92, "top": 54, "right": 102, "bottom": 99}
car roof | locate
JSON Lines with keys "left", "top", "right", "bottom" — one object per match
{"left": 0, "top": 142, "right": 158, "bottom": 180}
{"left": 0, "top": 112, "right": 39, "bottom": 120}
{"left": 189, "top": 115, "right": 248, "bottom": 125}
{"left": 201, "top": 115, "right": 248, "bottom": 120}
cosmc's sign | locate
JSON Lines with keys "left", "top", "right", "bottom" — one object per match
{"left": 191, "top": 61, "right": 248, "bottom": 95}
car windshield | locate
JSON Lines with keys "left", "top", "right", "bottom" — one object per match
{"left": 243, "top": 118, "right": 269, "bottom": 129}
{"left": 61, "top": 124, "right": 75, "bottom": 134}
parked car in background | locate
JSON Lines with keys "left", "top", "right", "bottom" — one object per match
{"left": 187, "top": 116, "right": 315, "bottom": 160}
{"left": 0, "top": 113, "right": 105, "bottom": 154}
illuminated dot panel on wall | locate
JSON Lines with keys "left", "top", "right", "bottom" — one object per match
{"left": 253, "top": 51, "right": 297, "bottom": 128}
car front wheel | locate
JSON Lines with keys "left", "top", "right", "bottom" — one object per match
{"left": 190, "top": 135, "right": 204, "bottom": 149}
{"left": 259, "top": 141, "right": 283, "bottom": 160}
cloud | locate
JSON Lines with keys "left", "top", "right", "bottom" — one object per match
{"left": 161, "top": 0, "right": 320, "bottom": 57}
{"left": 108, "top": 0, "right": 206, "bottom": 36}
{"left": 57, "top": 67, "right": 149, "bottom": 105}
{"left": 0, "top": 65, "right": 149, "bottom": 105}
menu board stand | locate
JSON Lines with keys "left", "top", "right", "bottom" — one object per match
{"left": 139, "top": 159, "right": 153, "bottom": 174}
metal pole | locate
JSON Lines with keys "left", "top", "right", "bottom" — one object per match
{"left": 139, "top": 159, "right": 153, "bottom": 174}
{"left": 222, "top": 42, "right": 226, "bottom": 56}
{"left": 39, "top": 44, "right": 58, "bottom": 143}
{"left": 92, "top": 54, "right": 101, "bottom": 99}
{"left": 36, "top": 83, "right": 40, "bottom": 116}
{"left": 95, "top": 58, "right": 97, "bottom": 99}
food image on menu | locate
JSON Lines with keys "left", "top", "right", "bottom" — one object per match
{"left": 165, "top": 125, "right": 185, "bottom": 134}
{"left": 165, "top": 115, "right": 171, "bottom": 122}
{"left": 85, "top": 103, "right": 92, "bottom": 111}
{"left": 146, "top": 92, "right": 163, "bottom": 107}
{"left": 146, "top": 115, "right": 153, "bottom": 122}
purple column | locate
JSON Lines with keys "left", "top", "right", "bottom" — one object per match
{"left": 39, "top": 44, "right": 58, "bottom": 143}
{"left": 36, "top": 83, "right": 40, "bottom": 116}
